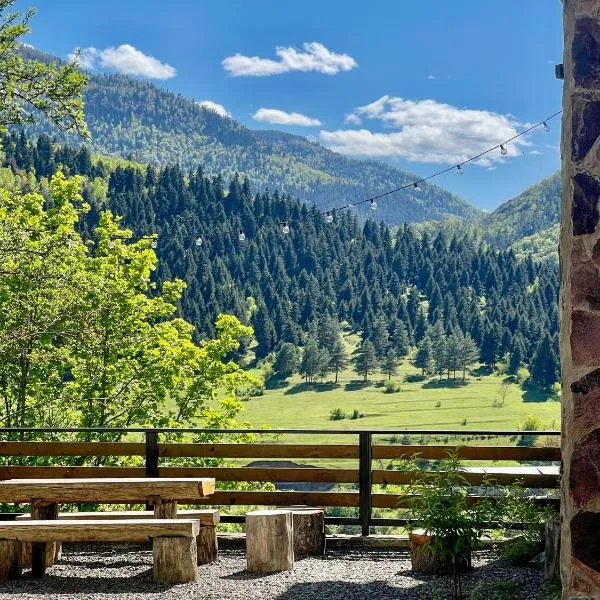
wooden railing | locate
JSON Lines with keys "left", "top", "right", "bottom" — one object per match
{"left": 0, "top": 428, "right": 561, "bottom": 535}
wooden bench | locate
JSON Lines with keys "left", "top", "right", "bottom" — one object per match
{"left": 17, "top": 509, "right": 220, "bottom": 565}
{"left": 0, "top": 519, "right": 200, "bottom": 584}
{"left": 0, "top": 477, "right": 215, "bottom": 571}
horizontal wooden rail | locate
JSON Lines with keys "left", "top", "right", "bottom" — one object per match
{"left": 0, "top": 441, "right": 562, "bottom": 461}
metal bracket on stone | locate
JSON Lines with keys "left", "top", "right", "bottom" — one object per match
{"left": 556, "top": 63, "right": 564, "bottom": 79}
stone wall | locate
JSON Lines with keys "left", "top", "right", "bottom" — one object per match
{"left": 561, "top": 1, "right": 600, "bottom": 597}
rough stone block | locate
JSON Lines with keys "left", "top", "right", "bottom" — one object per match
{"left": 573, "top": 172, "right": 600, "bottom": 235}
{"left": 571, "top": 429, "right": 600, "bottom": 507}
{"left": 571, "top": 311, "right": 600, "bottom": 365}
{"left": 572, "top": 98, "right": 600, "bottom": 162}
{"left": 572, "top": 511, "right": 600, "bottom": 577}
{"left": 572, "top": 369, "right": 600, "bottom": 431}
{"left": 574, "top": 18, "right": 600, "bottom": 88}
{"left": 572, "top": 260, "right": 600, "bottom": 308}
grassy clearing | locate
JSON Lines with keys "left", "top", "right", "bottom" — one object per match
{"left": 239, "top": 360, "right": 560, "bottom": 447}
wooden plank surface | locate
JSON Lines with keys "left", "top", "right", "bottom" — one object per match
{"left": 158, "top": 443, "right": 359, "bottom": 459}
{"left": 0, "top": 442, "right": 145, "bottom": 457}
{"left": 16, "top": 509, "right": 220, "bottom": 525}
{"left": 0, "top": 478, "right": 215, "bottom": 503}
{"left": 189, "top": 490, "right": 359, "bottom": 507}
{"left": 159, "top": 466, "right": 359, "bottom": 484}
{"left": 372, "top": 445, "right": 561, "bottom": 461}
{"left": 0, "top": 466, "right": 144, "bottom": 479}
{"left": 0, "top": 519, "right": 199, "bottom": 542}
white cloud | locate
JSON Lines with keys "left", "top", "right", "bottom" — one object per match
{"left": 222, "top": 42, "right": 357, "bottom": 77}
{"left": 529, "top": 149, "right": 542, "bottom": 155}
{"left": 196, "top": 100, "right": 231, "bottom": 118}
{"left": 320, "top": 95, "right": 528, "bottom": 165}
{"left": 427, "top": 74, "right": 436, "bottom": 80}
{"left": 69, "top": 44, "right": 176, "bottom": 79}
{"left": 344, "top": 113, "right": 362, "bottom": 126}
{"left": 253, "top": 108, "right": 321, "bottom": 127}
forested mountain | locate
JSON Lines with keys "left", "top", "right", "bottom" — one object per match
{"left": 480, "top": 172, "right": 561, "bottom": 248}
{"left": 19, "top": 47, "right": 480, "bottom": 226}
{"left": 0, "top": 132, "right": 561, "bottom": 384}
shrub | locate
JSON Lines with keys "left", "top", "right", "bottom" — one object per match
{"left": 350, "top": 409, "right": 363, "bottom": 419}
{"left": 329, "top": 408, "right": 345, "bottom": 420}
{"left": 435, "top": 400, "right": 441, "bottom": 408}
{"left": 502, "top": 537, "right": 539, "bottom": 566}
{"left": 384, "top": 380, "right": 402, "bottom": 394}
{"left": 461, "top": 418, "right": 468, "bottom": 426}
{"left": 469, "top": 581, "right": 520, "bottom": 600}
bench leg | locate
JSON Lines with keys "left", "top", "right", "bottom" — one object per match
{"left": 0, "top": 540, "right": 21, "bottom": 582}
{"left": 30, "top": 500, "right": 58, "bottom": 576}
{"left": 153, "top": 536, "right": 198, "bottom": 584}
{"left": 153, "top": 499, "right": 177, "bottom": 519}
{"left": 22, "top": 541, "right": 56, "bottom": 571}
{"left": 197, "top": 525, "right": 218, "bottom": 565}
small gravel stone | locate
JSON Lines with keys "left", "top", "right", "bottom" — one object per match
{"left": 0, "top": 544, "right": 547, "bottom": 600}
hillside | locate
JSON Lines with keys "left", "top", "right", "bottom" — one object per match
{"left": 19, "top": 47, "right": 480, "bottom": 226}
{"left": 0, "top": 132, "right": 560, "bottom": 387}
{"left": 481, "top": 172, "right": 561, "bottom": 248}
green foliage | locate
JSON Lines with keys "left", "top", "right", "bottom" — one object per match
{"left": 384, "top": 380, "right": 402, "bottom": 394}
{"left": 406, "top": 453, "right": 501, "bottom": 598}
{"left": 469, "top": 581, "right": 521, "bottom": 600}
{"left": 329, "top": 408, "right": 345, "bottom": 421}
{"left": 0, "top": 3, "right": 88, "bottom": 136}
{"left": 355, "top": 340, "right": 379, "bottom": 382}
{"left": 350, "top": 408, "right": 363, "bottom": 419}
{"left": 0, "top": 172, "right": 258, "bottom": 442}
{"left": 273, "top": 343, "right": 298, "bottom": 379}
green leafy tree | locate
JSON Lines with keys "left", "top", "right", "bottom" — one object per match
{"left": 355, "top": 340, "right": 378, "bottom": 383}
{"left": 0, "top": 1, "right": 88, "bottom": 136}
{"left": 300, "top": 339, "right": 320, "bottom": 384}
{"left": 455, "top": 331, "right": 479, "bottom": 381}
{"left": 0, "top": 173, "right": 258, "bottom": 440}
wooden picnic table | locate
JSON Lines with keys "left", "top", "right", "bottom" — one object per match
{"left": 0, "top": 477, "right": 215, "bottom": 574}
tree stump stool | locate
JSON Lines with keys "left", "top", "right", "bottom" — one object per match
{"left": 283, "top": 507, "right": 325, "bottom": 557}
{"left": 153, "top": 536, "right": 198, "bottom": 584}
{"left": 409, "top": 529, "right": 471, "bottom": 574}
{"left": 246, "top": 510, "right": 294, "bottom": 572}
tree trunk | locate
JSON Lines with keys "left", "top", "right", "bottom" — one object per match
{"left": 409, "top": 530, "right": 471, "bottom": 574}
{"left": 290, "top": 509, "right": 325, "bottom": 558}
{"left": 196, "top": 525, "right": 218, "bottom": 565}
{"left": 0, "top": 540, "right": 21, "bottom": 582}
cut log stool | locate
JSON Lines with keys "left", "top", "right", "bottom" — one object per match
{"left": 544, "top": 519, "right": 561, "bottom": 583}
{"left": 246, "top": 510, "right": 294, "bottom": 572}
{"left": 283, "top": 507, "right": 325, "bottom": 557}
{"left": 409, "top": 529, "right": 471, "bottom": 574}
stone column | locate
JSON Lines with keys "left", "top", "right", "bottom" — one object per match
{"left": 561, "top": 1, "right": 600, "bottom": 597}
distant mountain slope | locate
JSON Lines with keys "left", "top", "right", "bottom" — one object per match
{"left": 20, "top": 47, "right": 480, "bottom": 226}
{"left": 510, "top": 223, "right": 559, "bottom": 263}
{"left": 481, "top": 172, "right": 560, "bottom": 248}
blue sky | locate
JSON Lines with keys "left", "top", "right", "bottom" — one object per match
{"left": 17, "top": 0, "right": 563, "bottom": 210}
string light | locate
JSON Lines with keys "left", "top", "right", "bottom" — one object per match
{"left": 96, "top": 109, "right": 561, "bottom": 246}
{"left": 150, "top": 240, "right": 158, "bottom": 249}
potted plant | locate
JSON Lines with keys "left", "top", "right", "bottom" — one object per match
{"left": 405, "top": 452, "right": 499, "bottom": 599}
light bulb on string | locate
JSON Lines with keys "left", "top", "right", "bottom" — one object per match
{"left": 195, "top": 236, "right": 203, "bottom": 247}
{"left": 413, "top": 182, "right": 420, "bottom": 192}
{"left": 325, "top": 212, "right": 333, "bottom": 223}
{"left": 238, "top": 229, "right": 246, "bottom": 242}
{"left": 370, "top": 199, "right": 377, "bottom": 210}
{"left": 456, "top": 165, "right": 463, "bottom": 175}
{"left": 500, "top": 144, "right": 508, "bottom": 156}
{"left": 150, "top": 240, "right": 158, "bottom": 249}
{"left": 542, "top": 121, "right": 550, "bottom": 132}
{"left": 281, "top": 221, "right": 290, "bottom": 234}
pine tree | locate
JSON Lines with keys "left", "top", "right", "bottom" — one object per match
{"left": 329, "top": 335, "right": 349, "bottom": 384}
{"left": 300, "top": 339, "right": 320, "bottom": 384}
{"left": 413, "top": 338, "right": 433, "bottom": 376}
{"left": 273, "top": 343, "right": 298, "bottom": 379}
{"left": 507, "top": 343, "right": 524, "bottom": 376}
{"left": 382, "top": 349, "right": 399, "bottom": 380}
{"left": 456, "top": 332, "right": 479, "bottom": 381}
{"left": 529, "top": 334, "right": 558, "bottom": 389}
{"left": 480, "top": 329, "right": 500, "bottom": 369}
{"left": 355, "top": 340, "right": 379, "bottom": 383}
{"left": 392, "top": 321, "right": 411, "bottom": 357}
{"left": 370, "top": 314, "right": 389, "bottom": 358}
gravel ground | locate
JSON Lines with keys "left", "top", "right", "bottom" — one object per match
{"left": 0, "top": 544, "right": 548, "bottom": 600}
